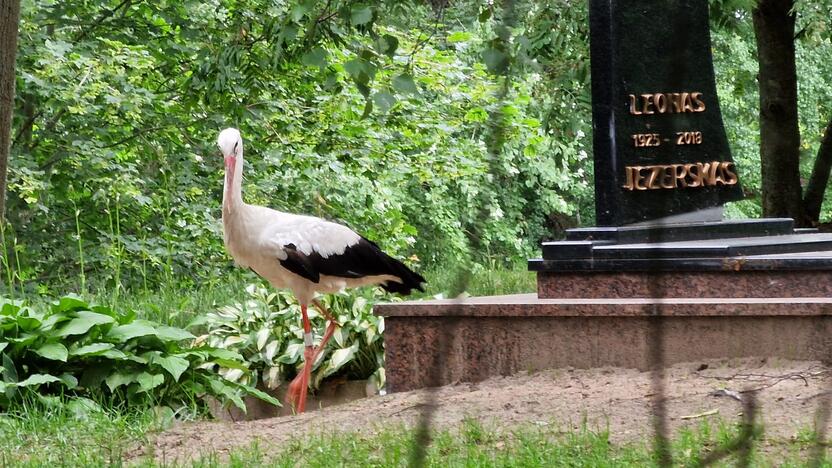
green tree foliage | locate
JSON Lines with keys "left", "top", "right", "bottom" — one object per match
{"left": 710, "top": 0, "right": 832, "bottom": 222}
{"left": 6, "top": 0, "right": 832, "bottom": 293}
{"left": 8, "top": 0, "right": 592, "bottom": 291}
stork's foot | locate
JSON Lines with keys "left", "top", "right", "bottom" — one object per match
{"left": 285, "top": 372, "right": 304, "bottom": 411}
{"left": 285, "top": 345, "right": 315, "bottom": 413}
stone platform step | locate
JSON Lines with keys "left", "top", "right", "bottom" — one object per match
{"left": 374, "top": 294, "right": 832, "bottom": 393}
{"left": 565, "top": 218, "right": 796, "bottom": 244}
{"left": 541, "top": 233, "right": 832, "bottom": 261}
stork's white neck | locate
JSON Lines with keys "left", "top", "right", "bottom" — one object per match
{"left": 222, "top": 146, "right": 244, "bottom": 214}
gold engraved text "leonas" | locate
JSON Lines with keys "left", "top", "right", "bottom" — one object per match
{"left": 629, "top": 92, "right": 706, "bottom": 115}
{"left": 622, "top": 161, "right": 738, "bottom": 191}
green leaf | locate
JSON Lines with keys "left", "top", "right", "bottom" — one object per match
{"left": 59, "top": 373, "right": 78, "bottom": 389}
{"left": 54, "top": 294, "right": 89, "bottom": 313}
{"left": 100, "top": 349, "right": 130, "bottom": 360}
{"left": 67, "top": 397, "right": 103, "bottom": 418}
{"left": 333, "top": 326, "right": 345, "bottom": 347}
{"left": 376, "top": 34, "right": 398, "bottom": 57}
{"left": 263, "top": 341, "right": 279, "bottom": 362}
{"left": 90, "top": 305, "right": 117, "bottom": 318}
{"left": 344, "top": 59, "right": 370, "bottom": 84}
{"left": 209, "top": 379, "right": 246, "bottom": 413}
{"left": 16, "top": 374, "right": 62, "bottom": 387}
{"left": 0, "top": 299, "right": 23, "bottom": 316}
{"left": 483, "top": 47, "right": 508, "bottom": 74}
{"left": 372, "top": 91, "right": 396, "bottom": 113}
{"left": 39, "top": 313, "right": 72, "bottom": 332}
{"left": 8, "top": 334, "right": 37, "bottom": 345}
{"left": 447, "top": 31, "right": 473, "bottom": 43}
{"left": 70, "top": 343, "right": 114, "bottom": 357}
{"left": 290, "top": 2, "right": 312, "bottom": 21}
{"left": 256, "top": 328, "right": 270, "bottom": 350}
{"left": 155, "top": 326, "right": 195, "bottom": 342}
{"left": 16, "top": 315, "right": 41, "bottom": 332}
{"left": 361, "top": 99, "right": 373, "bottom": 119}
{"left": 350, "top": 5, "right": 373, "bottom": 26}
{"left": 235, "top": 382, "right": 281, "bottom": 407}
{"left": 136, "top": 372, "right": 165, "bottom": 393}
{"left": 392, "top": 74, "right": 419, "bottom": 95}
{"left": 199, "top": 348, "right": 244, "bottom": 361}
{"left": 301, "top": 47, "right": 328, "bottom": 69}
{"left": 155, "top": 355, "right": 189, "bottom": 382}
{"left": 34, "top": 343, "right": 68, "bottom": 362}
{"left": 479, "top": 8, "right": 492, "bottom": 22}
{"left": 2, "top": 353, "right": 17, "bottom": 384}
{"left": 105, "top": 371, "right": 139, "bottom": 392}
{"left": 330, "top": 343, "right": 357, "bottom": 370}
{"left": 213, "top": 358, "right": 248, "bottom": 371}
{"left": 0, "top": 343, "right": 7, "bottom": 355}
{"left": 55, "top": 311, "right": 115, "bottom": 337}
{"left": 107, "top": 322, "right": 157, "bottom": 341}
{"left": 276, "top": 343, "right": 303, "bottom": 364}
{"left": 323, "top": 342, "right": 359, "bottom": 377}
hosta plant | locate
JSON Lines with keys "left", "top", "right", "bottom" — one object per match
{"left": 0, "top": 294, "right": 278, "bottom": 412}
{"left": 190, "top": 284, "right": 389, "bottom": 392}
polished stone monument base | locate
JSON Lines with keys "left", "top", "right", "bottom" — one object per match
{"left": 375, "top": 293, "right": 832, "bottom": 393}
{"left": 377, "top": 218, "right": 832, "bottom": 393}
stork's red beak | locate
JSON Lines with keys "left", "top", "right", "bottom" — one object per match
{"left": 224, "top": 155, "right": 236, "bottom": 169}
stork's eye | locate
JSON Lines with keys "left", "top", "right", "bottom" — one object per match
{"left": 233, "top": 141, "right": 238, "bottom": 151}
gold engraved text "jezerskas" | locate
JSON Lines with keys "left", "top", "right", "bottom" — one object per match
{"left": 629, "top": 92, "right": 706, "bottom": 115}
{"left": 622, "top": 161, "right": 738, "bottom": 191}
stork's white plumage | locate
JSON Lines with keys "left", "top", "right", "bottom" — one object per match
{"left": 217, "top": 128, "right": 425, "bottom": 412}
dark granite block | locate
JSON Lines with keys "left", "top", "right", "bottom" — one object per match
{"left": 530, "top": 249, "right": 832, "bottom": 272}
{"left": 564, "top": 218, "right": 794, "bottom": 243}
{"left": 589, "top": 0, "right": 743, "bottom": 225}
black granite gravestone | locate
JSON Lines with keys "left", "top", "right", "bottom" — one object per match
{"left": 589, "top": 0, "right": 744, "bottom": 226}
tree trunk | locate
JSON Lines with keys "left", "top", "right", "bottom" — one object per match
{"left": 804, "top": 118, "right": 832, "bottom": 224}
{"left": 752, "top": 0, "right": 806, "bottom": 224}
{"left": 0, "top": 0, "right": 21, "bottom": 221}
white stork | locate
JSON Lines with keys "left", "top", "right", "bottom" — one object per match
{"left": 216, "top": 128, "right": 425, "bottom": 413}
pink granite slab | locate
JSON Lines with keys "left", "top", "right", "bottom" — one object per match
{"left": 382, "top": 313, "right": 832, "bottom": 392}
{"left": 375, "top": 294, "right": 832, "bottom": 392}
{"left": 537, "top": 270, "right": 832, "bottom": 299}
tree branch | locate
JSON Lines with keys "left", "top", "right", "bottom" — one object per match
{"left": 803, "top": 117, "right": 832, "bottom": 223}
{"left": 73, "top": 0, "right": 133, "bottom": 43}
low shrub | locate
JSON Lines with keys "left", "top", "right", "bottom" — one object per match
{"left": 191, "top": 284, "right": 387, "bottom": 392}
{"left": 0, "top": 294, "right": 277, "bottom": 412}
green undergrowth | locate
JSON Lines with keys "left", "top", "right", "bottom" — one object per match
{"left": 22, "top": 264, "right": 536, "bottom": 330}
{"left": 0, "top": 265, "right": 537, "bottom": 466}
{"left": 0, "top": 393, "right": 160, "bottom": 466}
{"left": 3, "top": 402, "right": 832, "bottom": 466}
{"left": 160, "top": 419, "right": 830, "bottom": 467}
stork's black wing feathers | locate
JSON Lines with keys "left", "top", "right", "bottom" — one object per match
{"left": 279, "top": 243, "right": 320, "bottom": 283}
{"left": 278, "top": 237, "right": 426, "bottom": 295}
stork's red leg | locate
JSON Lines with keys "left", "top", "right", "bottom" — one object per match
{"left": 309, "top": 299, "right": 338, "bottom": 364}
{"left": 285, "top": 301, "right": 341, "bottom": 413}
{"left": 286, "top": 303, "right": 314, "bottom": 413}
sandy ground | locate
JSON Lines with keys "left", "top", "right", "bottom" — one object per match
{"left": 135, "top": 358, "right": 832, "bottom": 463}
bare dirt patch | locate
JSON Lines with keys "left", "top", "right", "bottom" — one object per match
{"left": 136, "top": 358, "right": 831, "bottom": 463}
